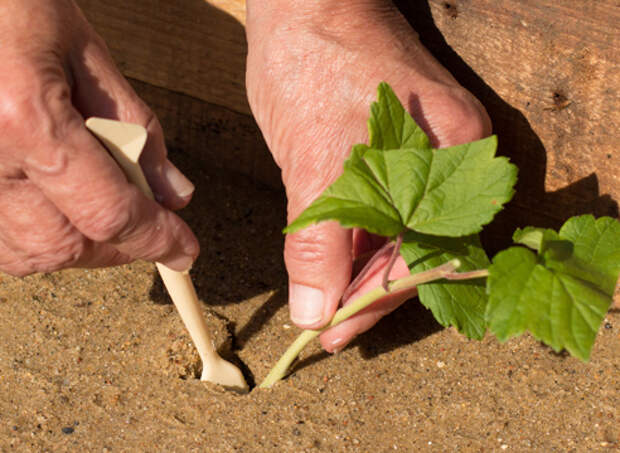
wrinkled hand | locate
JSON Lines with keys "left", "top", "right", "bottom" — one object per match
{"left": 246, "top": 0, "right": 491, "bottom": 351}
{"left": 0, "top": 0, "right": 198, "bottom": 276}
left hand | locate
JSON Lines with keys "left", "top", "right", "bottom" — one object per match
{"left": 0, "top": 0, "right": 198, "bottom": 276}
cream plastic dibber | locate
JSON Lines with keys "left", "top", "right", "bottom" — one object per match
{"left": 86, "top": 117, "right": 248, "bottom": 392}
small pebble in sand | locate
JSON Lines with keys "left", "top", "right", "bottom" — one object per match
{"left": 61, "top": 426, "right": 74, "bottom": 434}
{"left": 436, "top": 361, "right": 446, "bottom": 368}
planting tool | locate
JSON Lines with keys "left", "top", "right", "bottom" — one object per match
{"left": 85, "top": 117, "right": 248, "bottom": 392}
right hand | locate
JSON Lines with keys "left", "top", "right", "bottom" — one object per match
{"left": 246, "top": 0, "right": 491, "bottom": 352}
{"left": 0, "top": 0, "right": 199, "bottom": 277}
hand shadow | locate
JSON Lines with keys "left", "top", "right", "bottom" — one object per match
{"left": 290, "top": 300, "right": 442, "bottom": 375}
{"left": 78, "top": 0, "right": 617, "bottom": 367}
{"left": 394, "top": 0, "right": 618, "bottom": 256}
{"left": 340, "top": 1, "right": 619, "bottom": 359}
{"left": 75, "top": 1, "right": 289, "bottom": 379}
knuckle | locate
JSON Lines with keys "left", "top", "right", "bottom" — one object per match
{"left": 34, "top": 79, "right": 80, "bottom": 147}
{"left": 0, "top": 64, "right": 78, "bottom": 171}
{"left": 0, "top": 90, "right": 23, "bottom": 121}
{"left": 23, "top": 234, "right": 85, "bottom": 274}
{"left": 130, "top": 212, "right": 176, "bottom": 261}
{"left": 24, "top": 140, "right": 70, "bottom": 176}
{"left": 80, "top": 196, "right": 136, "bottom": 243}
{"left": 121, "top": 97, "right": 159, "bottom": 132}
{"left": 440, "top": 85, "right": 492, "bottom": 144}
{"left": 40, "top": 87, "right": 76, "bottom": 142}
{"left": 453, "top": 93, "right": 491, "bottom": 139}
{"left": 143, "top": 111, "right": 162, "bottom": 137}
{"left": 3, "top": 265, "right": 34, "bottom": 278}
{"left": 0, "top": 89, "right": 34, "bottom": 139}
{"left": 283, "top": 153, "right": 345, "bottom": 217}
{"left": 12, "top": 268, "right": 33, "bottom": 278}
{"left": 285, "top": 226, "right": 332, "bottom": 264}
{"left": 415, "top": 80, "right": 493, "bottom": 148}
{"left": 0, "top": 253, "right": 33, "bottom": 277}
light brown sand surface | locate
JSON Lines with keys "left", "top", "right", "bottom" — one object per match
{"left": 1, "top": 161, "right": 618, "bottom": 452}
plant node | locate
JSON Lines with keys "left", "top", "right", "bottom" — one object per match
{"left": 382, "top": 232, "right": 404, "bottom": 291}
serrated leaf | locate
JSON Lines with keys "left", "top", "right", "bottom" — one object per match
{"left": 406, "top": 136, "right": 517, "bottom": 236}
{"left": 283, "top": 145, "right": 404, "bottom": 236}
{"left": 558, "top": 215, "right": 620, "bottom": 294}
{"left": 285, "top": 82, "right": 518, "bottom": 238}
{"left": 368, "top": 82, "right": 431, "bottom": 151}
{"left": 486, "top": 215, "right": 620, "bottom": 361}
{"left": 513, "top": 226, "right": 556, "bottom": 251}
{"left": 400, "top": 232, "right": 490, "bottom": 339}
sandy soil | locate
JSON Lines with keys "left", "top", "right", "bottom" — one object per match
{"left": 1, "top": 155, "right": 618, "bottom": 452}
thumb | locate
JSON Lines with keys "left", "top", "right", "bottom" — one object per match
{"left": 284, "top": 221, "right": 352, "bottom": 329}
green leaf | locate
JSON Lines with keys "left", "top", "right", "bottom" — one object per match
{"left": 283, "top": 145, "right": 404, "bottom": 236}
{"left": 486, "top": 215, "right": 620, "bottom": 360}
{"left": 557, "top": 215, "right": 620, "bottom": 294}
{"left": 512, "top": 226, "right": 556, "bottom": 251}
{"left": 406, "top": 136, "right": 517, "bottom": 236}
{"left": 400, "top": 232, "right": 490, "bottom": 340}
{"left": 285, "top": 82, "right": 518, "bottom": 238}
{"left": 368, "top": 82, "right": 431, "bottom": 151}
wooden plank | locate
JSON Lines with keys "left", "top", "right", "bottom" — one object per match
{"left": 127, "top": 78, "right": 281, "bottom": 188}
{"left": 396, "top": 0, "right": 619, "bottom": 243}
{"left": 208, "top": 0, "right": 246, "bottom": 24}
{"left": 77, "top": 0, "right": 618, "bottom": 233}
{"left": 76, "top": 0, "right": 250, "bottom": 115}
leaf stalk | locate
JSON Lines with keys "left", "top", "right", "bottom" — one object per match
{"left": 445, "top": 269, "right": 489, "bottom": 280}
{"left": 382, "top": 232, "right": 404, "bottom": 291}
{"left": 259, "top": 258, "right": 464, "bottom": 388}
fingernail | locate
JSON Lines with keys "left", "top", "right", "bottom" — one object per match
{"left": 329, "top": 337, "right": 346, "bottom": 354}
{"left": 164, "top": 254, "right": 194, "bottom": 272}
{"left": 289, "top": 284, "right": 325, "bottom": 326}
{"left": 163, "top": 160, "right": 194, "bottom": 198}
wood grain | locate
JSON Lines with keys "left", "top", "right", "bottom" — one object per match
{"left": 127, "top": 78, "right": 281, "bottom": 188}
{"left": 77, "top": 0, "right": 618, "bottom": 232}
{"left": 76, "top": 0, "right": 250, "bottom": 115}
{"left": 397, "top": 0, "right": 619, "bottom": 235}
{"left": 399, "top": 0, "right": 619, "bottom": 299}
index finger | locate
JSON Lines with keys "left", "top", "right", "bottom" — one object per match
{"left": 23, "top": 110, "right": 199, "bottom": 271}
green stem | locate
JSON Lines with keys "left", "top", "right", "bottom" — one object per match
{"left": 341, "top": 240, "right": 392, "bottom": 304}
{"left": 259, "top": 259, "right": 465, "bottom": 388}
{"left": 382, "top": 232, "right": 404, "bottom": 291}
{"left": 445, "top": 269, "right": 489, "bottom": 280}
